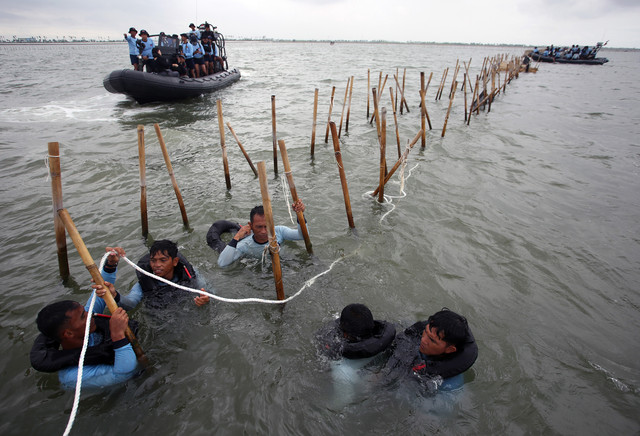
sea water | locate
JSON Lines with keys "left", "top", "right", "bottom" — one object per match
{"left": 0, "top": 41, "right": 639, "bottom": 435}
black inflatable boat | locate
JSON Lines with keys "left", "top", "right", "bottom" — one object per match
{"left": 103, "top": 27, "right": 240, "bottom": 104}
{"left": 103, "top": 68, "right": 241, "bottom": 104}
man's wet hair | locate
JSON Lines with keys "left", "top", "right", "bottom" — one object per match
{"left": 36, "top": 300, "right": 80, "bottom": 340}
{"left": 250, "top": 205, "right": 264, "bottom": 223}
{"left": 339, "top": 303, "right": 374, "bottom": 341}
{"left": 427, "top": 308, "right": 469, "bottom": 348}
{"left": 150, "top": 239, "right": 178, "bottom": 258}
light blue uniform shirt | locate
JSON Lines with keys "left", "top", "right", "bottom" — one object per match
{"left": 125, "top": 34, "right": 139, "bottom": 55}
{"left": 57, "top": 292, "right": 138, "bottom": 389}
{"left": 218, "top": 224, "right": 304, "bottom": 267}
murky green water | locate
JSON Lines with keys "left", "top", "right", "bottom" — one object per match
{"left": 0, "top": 41, "right": 638, "bottom": 435}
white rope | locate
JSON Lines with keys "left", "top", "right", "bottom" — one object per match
{"left": 62, "top": 254, "right": 108, "bottom": 436}
{"left": 62, "top": 250, "right": 345, "bottom": 434}
{"left": 119, "top": 253, "right": 344, "bottom": 305}
{"left": 365, "top": 163, "right": 419, "bottom": 223}
{"left": 280, "top": 173, "right": 295, "bottom": 225}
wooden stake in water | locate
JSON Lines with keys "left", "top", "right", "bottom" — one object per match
{"left": 378, "top": 107, "right": 387, "bottom": 203}
{"left": 257, "top": 161, "right": 285, "bottom": 300}
{"left": 389, "top": 87, "right": 401, "bottom": 158}
{"left": 345, "top": 76, "right": 354, "bottom": 133}
{"left": 367, "top": 69, "right": 371, "bottom": 119}
{"left": 216, "top": 100, "right": 232, "bottom": 190}
{"left": 329, "top": 122, "right": 355, "bottom": 229}
{"left": 227, "top": 123, "right": 258, "bottom": 177}
{"left": 310, "top": 88, "right": 319, "bottom": 156}
{"left": 324, "top": 86, "right": 336, "bottom": 143}
{"left": 277, "top": 139, "right": 313, "bottom": 254}
{"left": 48, "top": 141, "right": 69, "bottom": 279}
{"left": 372, "top": 129, "right": 423, "bottom": 197}
{"left": 338, "top": 77, "right": 350, "bottom": 137}
{"left": 271, "top": 95, "right": 278, "bottom": 174}
{"left": 57, "top": 208, "right": 148, "bottom": 365}
{"left": 420, "top": 72, "right": 426, "bottom": 147}
{"left": 401, "top": 68, "right": 409, "bottom": 114}
{"left": 136, "top": 126, "right": 148, "bottom": 237}
{"left": 154, "top": 123, "right": 189, "bottom": 227}
{"left": 393, "top": 74, "right": 410, "bottom": 113}
{"left": 441, "top": 80, "right": 458, "bottom": 137}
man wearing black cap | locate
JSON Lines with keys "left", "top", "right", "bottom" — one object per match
{"left": 188, "top": 23, "right": 200, "bottom": 40}
{"left": 124, "top": 27, "right": 139, "bottom": 71}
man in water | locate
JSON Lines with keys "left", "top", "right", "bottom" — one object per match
{"left": 31, "top": 287, "right": 138, "bottom": 389}
{"left": 317, "top": 303, "right": 395, "bottom": 360}
{"left": 124, "top": 27, "right": 139, "bottom": 71}
{"left": 386, "top": 308, "right": 478, "bottom": 390}
{"left": 103, "top": 240, "right": 210, "bottom": 309}
{"left": 217, "top": 200, "right": 307, "bottom": 267}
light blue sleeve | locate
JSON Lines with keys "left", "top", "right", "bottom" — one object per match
{"left": 119, "top": 282, "right": 143, "bottom": 310}
{"left": 217, "top": 243, "right": 244, "bottom": 268}
{"left": 58, "top": 344, "right": 138, "bottom": 390}
{"left": 275, "top": 223, "right": 304, "bottom": 244}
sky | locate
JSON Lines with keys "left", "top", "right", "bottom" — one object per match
{"left": 1, "top": 0, "right": 639, "bottom": 48}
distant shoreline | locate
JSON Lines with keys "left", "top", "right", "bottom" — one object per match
{"left": 0, "top": 40, "right": 634, "bottom": 50}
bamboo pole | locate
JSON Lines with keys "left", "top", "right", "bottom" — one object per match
{"left": 154, "top": 123, "right": 189, "bottom": 227}
{"left": 271, "top": 95, "right": 278, "bottom": 174}
{"left": 395, "top": 67, "right": 399, "bottom": 112}
{"left": 136, "top": 126, "right": 149, "bottom": 237}
{"left": 227, "top": 123, "right": 258, "bottom": 177}
{"left": 401, "top": 68, "right": 410, "bottom": 113}
{"left": 448, "top": 60, "right": 460, "bottom": 99}
{"left": 467, "top": 75, "right": 480, "bottom": 126}
{"left": 420, "top": 72, "right": 426, "bottom": 147}
{"left": 345, "top": 76, "right": 354, "bottom": 133}
{"left": 441, "top": 80, "right": 458, "bottom": 137}
{"left": 57, "top": 208, "right": 148, "bottom": 365}
{"left": 435, "top": 68, "right": 446, "bottom": 101}
{"left": 463, "top": 72, "right": 468, "bottom": 122}
{"left": 338, "top": 77, "right": 350, "bottom": 137}
{"left": 372, "top": 88, "right": 381, "bottom": 140}
{"left": 329, "top": 122, "right": 355, "bottom": 229}
{"left": 372, "top": 129, "right": 423, "bottom": 197}
{"left": 378, "top": 107, "right": 387, "bottom": 203}
{"left": 216, "top": 100, "right": 232, "bottom": 190}
{"left": 310, "top": 88, "right": 319, "bottom": 156}
{"left": 389, "top": 87, "right": 401, "bottom": 158}
{"left": 366, "top": 69, "right": 370, "bottom": 118}
{"left": 277, "top": 139, "right": 312, "bottom": 254}
{"left": 48, "top": 142, "right": 69, "bottom": 279}
{"left": 392, "top": 74, "right": 410, "bottom": 114}
{"left": 370, "top": 74, "right": 388, "bottom": 125}
{"left": 324, "top": 86, "right": 336, "bottom": 143}
{"left": 257, "top": 162, "right": 285, "bottom": 300}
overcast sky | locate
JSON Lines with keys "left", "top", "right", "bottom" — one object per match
{"left": 2, "top": 0, "right": 639, "bottom": 47}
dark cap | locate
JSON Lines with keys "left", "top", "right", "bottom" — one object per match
{"left": 189, "top": 23, "right": 195, "bottom": 27}
{"left": 180, "top": 33, "right": 188, "bottom": 38}
{"left": 129, "top": 27, "right": 137, "bottom": 33}
{"left": 139, "top": 29, "right": 149, "bottom": 36}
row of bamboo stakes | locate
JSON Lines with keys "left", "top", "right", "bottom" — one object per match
{"left": 49, "top": 51, "right": 531, "bottom": 318}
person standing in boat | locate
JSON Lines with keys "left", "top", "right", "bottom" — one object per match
{"left": 217, "top": 201, "right": 307, "bottom": 267}
{"left": 124, "top": 27, "right": 140, "bottom": 71}
{"left": 138, "top": 30, "right": 155, "bottom": 72}
{"left": 188, "top": 23, "right": 200, "bottom": 40}
{"left": 179, "top": 33, "right": 195, "bottom": 78}
{"left": 190, "top": 34, "right": 205, "bottom": 78}
{"left": 201, "top": 35, "right": 214, "bottom": 75}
